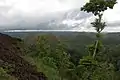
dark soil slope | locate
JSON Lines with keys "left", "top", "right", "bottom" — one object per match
{"left": 0, "top": 33, "right": 47, "bottom": 80}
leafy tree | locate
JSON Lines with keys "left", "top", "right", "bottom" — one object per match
{"left": 26, "top": 35, "right": 74, "bottom": 80}
{"left": 76, "top": 0, "right": 117, "bottom": 80}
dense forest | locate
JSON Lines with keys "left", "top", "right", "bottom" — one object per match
{"left": 0, "top": 0, "right": 120, "bottom": 80}
{"left": 1, "top": 31, "right": 120, "bottom": 80}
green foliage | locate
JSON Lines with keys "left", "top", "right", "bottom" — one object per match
{"left": 75, "top": 56, "right": 116, "bottom": 80}
{"left": 0, "top": 67, "right": 17, "bottom": 80}
{"left": 91, "top": 17, "right": 106, "bottom": 33}
{"left": 34, "top": 58, "right": 61, "bottom": 80}
{"left": 79, "top": 56, "right": 98, "bottom": 66}
{"left": 81, "top": 0, "right": 117, "bottom": 16}
{"left": 88, "top": 40, "right": 103, "bottom": 56}
{"left": 0, "top": 67, "right": 9, "bottom": 80}
{"left": 26, "top": 35, "right": 74, "bottom": 80}
{"left": 23, "top": 33, "right": 120, "bottom": 80}
{"left": 76, "top": 56, "right": 98, "bottom": 80}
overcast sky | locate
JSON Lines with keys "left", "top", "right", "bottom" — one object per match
{"left": 0, "top": 0, "right": 120, "bottom": 32}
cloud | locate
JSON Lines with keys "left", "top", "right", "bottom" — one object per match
{"left": 0, "top": 0, "right": 86, "bottom": 27}
{"left": 0, "top": 0, "right": 120, "bottom": 32}
{"left": 0, "top": 0, "right": 85, "bottom": 16}
{"left": 107, "top": 21, "right": 120, "bottom": 27}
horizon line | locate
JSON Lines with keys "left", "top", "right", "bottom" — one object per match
{"left": 3, "top": 29, "right": 120, "bottom": 33}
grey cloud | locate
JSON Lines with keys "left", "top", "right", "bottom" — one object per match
{"left": 107, "top": 21, "right": 120, "bottom": 27}
{"left": 0, "top": 8, "right": 91, "bottom": 29}
{"left": 63, "top": 9, "right": 92, "bottom": 20}
{"left": 0, "top": 0, "right": 91, "bottom": 31}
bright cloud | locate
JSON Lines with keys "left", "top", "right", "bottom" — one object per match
{"left": 0, "top": 0, "right": 84, "bottom": 15}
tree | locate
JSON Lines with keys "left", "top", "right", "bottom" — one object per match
{"left": 81, "top": 0, "right": 117, "bottom": 58}
{"left": 81, "top": 0, "right": 117, "bottom": 62}
{"left": 27, "top": 35, "right": 74, "bottom": 80}
{"left": 76, "top": 0, "right": 117, "bottom": 80}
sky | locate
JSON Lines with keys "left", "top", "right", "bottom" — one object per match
{"left": 0, "top": 0, "right": 120, "bottom": 32}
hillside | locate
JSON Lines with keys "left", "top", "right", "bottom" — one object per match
{"left": 0, "top": 33, "right": 47, "bottom": 80}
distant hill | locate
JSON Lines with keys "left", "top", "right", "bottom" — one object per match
{"left": 2, "top": 31, "right": 120, "bottom": 55}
